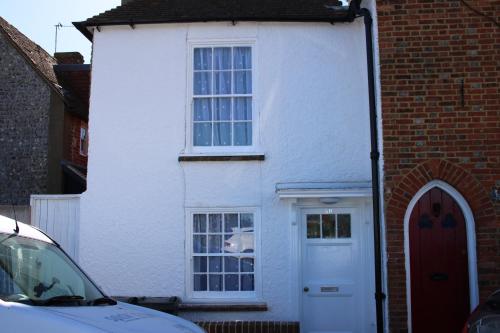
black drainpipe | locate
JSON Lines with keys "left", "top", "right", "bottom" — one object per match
{"left": 347, "top": 1, "right": 385, "bottom": 332}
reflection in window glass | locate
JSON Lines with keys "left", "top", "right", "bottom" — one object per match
{"left": 322, "top": 214, "right": 336, "bottom": 238}
{"left": 306, "top": 213, "right": 351, "bottom": 239}
{"left": 337, "top": 214, "right": 351, "bottom": 238}
{"left": 192, "top": 212, "right": 255, "bottom": 293}
{"left": 307, "top": 215, "right": 321, "bottom": 238}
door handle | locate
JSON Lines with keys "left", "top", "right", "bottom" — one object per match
{"left": 303, "top": 287, "right": 309, "bottom": 292}
{"left": 430, "top": 273, "right": 448, "bottom": 281}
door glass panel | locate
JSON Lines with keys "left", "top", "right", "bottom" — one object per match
{"left": 337, "top": 214, "right": 351, "bottom": 238}
{"left": 322, "top": 214, "right": 336, "bottom": 238}
{"left": 307, "top": 215, "right": 321, "bottom": 239}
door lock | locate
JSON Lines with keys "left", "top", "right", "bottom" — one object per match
{"left": 303, "top": 287, "right": 309, "bottom": 292}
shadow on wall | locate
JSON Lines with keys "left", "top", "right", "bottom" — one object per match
{"left": 0, "top": 205, "right": 30, "bottom": 224}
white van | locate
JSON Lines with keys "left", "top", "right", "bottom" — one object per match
{"left": 0, "top": 217, "right": 204, "bottom": 333}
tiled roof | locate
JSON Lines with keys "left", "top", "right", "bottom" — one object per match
{"left": 74, "top": 0, "right": 352, "bottom": 39}
{"left": 0, "top": 16, "right": 61, "bottom": 95}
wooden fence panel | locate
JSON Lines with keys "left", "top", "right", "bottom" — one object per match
{"left": 30, "top": 195, "right": 80, "bottom": 261}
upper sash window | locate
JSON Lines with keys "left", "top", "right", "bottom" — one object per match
{"left": 192, "top": 46, "right": 253, "bottom": 148}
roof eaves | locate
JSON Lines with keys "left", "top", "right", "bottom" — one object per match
{"left": 73, "top": 8, "right": 354, "bottom": 41}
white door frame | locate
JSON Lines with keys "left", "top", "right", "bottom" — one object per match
{"left": 295, "top": 200, "right": 376, "bottom": 332}
{"left": 403, "top": 180, "right": 479, "bottom": 333}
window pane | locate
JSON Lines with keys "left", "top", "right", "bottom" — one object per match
{"left": 193, "top": 98, "right": 212, "bottom": 121}
{"left": 214, "top": 98, "right": 231, "bottom": 121}
{"left": 214, "top": 71, "right": 231, "bottom": 95}
{"left": 240, "top": 233, "right": 254, "bottom": 253}
{"left": 224, "top": 234, "right": 241, "bottom": 253}
{"left": 233, "top": 47, "right": 251, "bottom": 69}
{"left": 224, "top": 214, "right": 238, "bottom": 233}
{"left": 194, "top": 48, "right": 212, "bottom": 70}
{"left": 193, "top": 123, "right": 212, "bottom": 146}
{"left": 193, "top": 214, "right": 207, "bottom": 233}
{"left": 234, "top": 70, "right": 251, "bottom": 94}
{"left": 209, "top": 256, "right": 222, "bottom": 272}
{"left": 240, "top": 213, "right": 253, "bottom": 229}
{"left": 209, "top": 214, "right": 222, "bottom": 233}
{"left": 224, "top": 256, "right": 239, "bottom": 272}
{"left": 307, "top": 215, "right": 321, "bottom": 239}
{"left": 194, "top": 72, "right": 212, "bottom": 95}
{"left": 225, "top": 274, "right": 239, "bottom": 291}
{"left": 234, "top": 97, "right": 252, "bottom": 121}
{"left": 240, "top": 257, "right": 254, "bottom": 272}
{"left": 234, "top": 122, "right": 252, "bottom": 146}
{"left": 241, "top": 274, "right": 254, "bottom": 291}
{"left": 193, "top": 274, "right": 207, "bottom": 291}
{"left": 213, "top": 122, "right": 231, "bottom": 146}
{"left": 214, "top": 47, "right": 231, "bottom": 70}
{"left": 322, "top": 214, "right": 336, "bottom": 238}
{"left": 208, "top": 235, "right": 222, "bottom": 253}
{"left": 209, "top": 274, "right": 222, "bottom": 291}
{"left": 193, "top": 256, "right": 207, "bottom": 272}
{"left": 337, "top": 214, "right": 351, "bottom": 238}
{"left": 193, "top": 235, "right": 207, "bottom": 253}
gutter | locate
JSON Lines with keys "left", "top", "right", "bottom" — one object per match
{"left": 349, "top": 1, "right": 385, "bottom": 332}
{"left": 73, "top": 11, "right": 355, "bottom": 42}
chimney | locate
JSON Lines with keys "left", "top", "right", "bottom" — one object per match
{"left": 122, "top": 0, "right": 133, "bottom": 4}
{"left": 54, "top": 52, "right": 84, "bottom": 65}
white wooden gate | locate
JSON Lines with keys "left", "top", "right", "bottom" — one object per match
{"left": 30, "top": 195, "right": 80, "bottom": 261}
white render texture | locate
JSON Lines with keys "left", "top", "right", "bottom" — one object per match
{"left": 80, "top": 21, "right": 371, "bottom": 321}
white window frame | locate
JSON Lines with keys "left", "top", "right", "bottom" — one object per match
{"left": 185, "top": 207, "right": 261, "bottom": 301}
{"left": 79, "top": 127, "right": 88, "bottom": 157}
{"left": 186, "top": 39, "right": 259, "bottom": 154}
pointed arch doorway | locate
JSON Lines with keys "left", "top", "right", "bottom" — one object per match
{"left": 405, "top": 181, "right": 479, "bottom": 333}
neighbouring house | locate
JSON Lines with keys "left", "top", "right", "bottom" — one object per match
{"left": 74, "top": 0, "right": 381, "bottom": 332}
{"left": 0, "top": 17, "right": 90, "bottom": 222}
{"left": 377, "top": 1, "right": 499, "bottom": 333}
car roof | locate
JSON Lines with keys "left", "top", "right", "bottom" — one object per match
{"left": 0, "top": 216, "right": 54, "bottom": 243}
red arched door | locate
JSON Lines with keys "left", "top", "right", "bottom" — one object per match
{"left": 409, "top": 187, "right": 470, "bottom": 333}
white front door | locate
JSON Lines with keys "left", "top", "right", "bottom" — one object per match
{"left": 301, "top": 207, "right": 373, "bottom": 333}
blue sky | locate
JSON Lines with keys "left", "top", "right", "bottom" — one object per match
{"left": 0, "top": 0, "right": 121, "bottom": 63}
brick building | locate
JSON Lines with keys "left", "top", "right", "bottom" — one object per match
{"left": 377, "top": 1, "right": 499, "bottom": 332}
{"left": 0, "top": 17, "right": 90, "bottom": 222}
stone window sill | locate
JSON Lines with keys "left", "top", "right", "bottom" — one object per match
{"left": 178, "top": 153, "right": 265, "bottom": 162}
{"left": 178, "top": 302, "right": 268, "bottom": 312}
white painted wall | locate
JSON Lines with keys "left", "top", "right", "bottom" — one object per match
{"left": 81, "top": 20, "right": 372, "bottom": 321}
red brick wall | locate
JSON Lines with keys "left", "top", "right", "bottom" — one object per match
{"left": 64, "top": 113, "right": 88, "bottom": 167}
{"left": 377, "top": 1, "right": 499, "bottom": 331}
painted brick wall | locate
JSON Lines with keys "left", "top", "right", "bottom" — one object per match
{"left": 377, "top": 1, "right": 499, "bottom": 331}
{"left": 0, "top": 32, "right": 51, "bottom": 205}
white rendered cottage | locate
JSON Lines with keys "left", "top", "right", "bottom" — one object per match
{"left": 74, "top": 0, "right": 382, "bottom": 332}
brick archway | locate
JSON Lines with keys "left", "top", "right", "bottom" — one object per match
{"left": 384, "top": 159, "right": 498, "bottom": 332}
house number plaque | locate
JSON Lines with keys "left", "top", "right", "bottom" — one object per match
{"left": 320, "top": 286, "right": 339, "bottom": 292}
